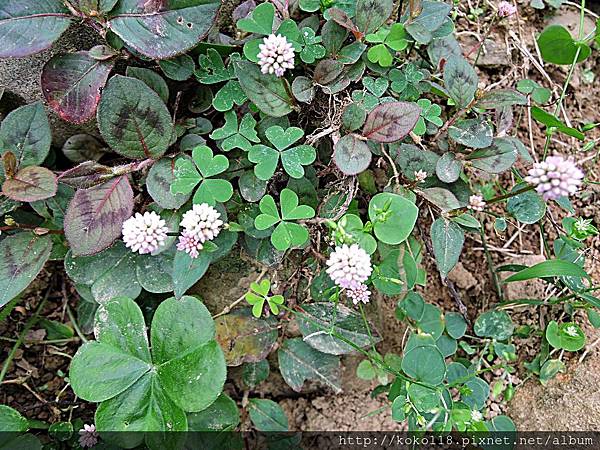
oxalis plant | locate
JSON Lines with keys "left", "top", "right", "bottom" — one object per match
{"left": 0, "top": 0, "right": 599, "bottom": 446}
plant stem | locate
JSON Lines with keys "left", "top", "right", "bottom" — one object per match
{"left": 359, "top": 303, "right": 377, "bottom": 353}
{"left": 542, "top": 0, "right": 586, "bottom": 159}
{"left": 0, "top": 288, "right": 51, "bottom": 384}
{"left": 66, "top": 303, "right": 88, "bottom": 343}
{"left": 480, "top": 224, "right": 503, "bottom": 302}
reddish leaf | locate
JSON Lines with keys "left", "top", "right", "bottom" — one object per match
{"left": 58, "top": 161, "right": 115, "bottom": 189}
{"left": 2, "top": 166, "right": 57, "bottom": 202}
{"left": 362, "top": 102, "right": 421, "bottom": 143}
{"left": 42, "top": 51, "right": 115, "bottom": 124}
{"left": 64, "top": 176, "right": 134, "bottom": 256}
{"left": 328, "top": 7, "right": 362, "bottom": 40}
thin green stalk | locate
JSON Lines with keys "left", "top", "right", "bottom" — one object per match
{"left": 542, "top": 0, "right": 586, "bottom": 159}
{"left": 0, "top": 290, "right": 51, "bottom": 384}
{"left": 480, "top": 224, "right": 503, "bottom": 301}
{"left": 359, "top": 303, "right": 377, "bottom": 354}
{"left": 66, "top": 303, "right": 88, "bottom": 343}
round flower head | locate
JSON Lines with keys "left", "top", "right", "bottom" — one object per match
{"left": 414, "top": 170, "right": 428, "bottom": 183}
{"left": 326, "top": 244, "right": 372, "bottom": 289}
{"left": 346, "top": 283, "right": 371, "bottom": 305}
{"left": 176, "top": 230, "right": 204, "bottom": 259}
{"left": 498, "top": 1, "right": 517, "bottom": 17}
{"left": 122, "top": 211, "right": 168, "bottom": 255}
{"left": 524, "top": 156, "right": 584, "bottom": 201}
{"left": 467, "top": 194, "right": 486, "bottom": 212}
{"left": 257, "top": 34, "right": 295, "bottom": 77}
{"left": 79, "top": 423, "right": 99, "bottom": 448}
{"left": 180, "top": 203, "right": 224, "bottom": 243}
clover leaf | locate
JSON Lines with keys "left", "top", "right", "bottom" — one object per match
{"left": 299, "top": 27, "right": 326, "bottom": 63}
{"left": 237, "top": 2, "right": 275, "bottom": 35}
{"left": 245, "top": 279, "right": 285, "bottom": 317}
{"left": 366, "top": 24, "right": 408, "bottom": 67}
{"left": 195, "top": 50, "right": 247, "bottom": 111}
{"left": 254, "top": 188, "right": 315, "bottom": 251}
{"left": 210, "top": 111, "right": 260, "bottom": 151}
{"left": 171, "top": 145, "right": 233, "bottom": 206}
{"left": 413, "top": 98, "right": 443, "bottom": 136}
{"left": 248, "top": 126, "right": 316, "bottom": 181}
{"left": 70, "top": 297, "right": 226, "bottom": 449}
{"left": 388, "top": 63, "right": 427, "bottom": 100}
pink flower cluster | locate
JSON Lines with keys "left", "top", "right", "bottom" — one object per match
{"left": 121, "top": 211, "right": 168, "bottom": 255}
{"left": 498, "top": 1, "right": 517, "bottom": 17}
{"left": 326, "top": 244, "right": 373, "bottom": 305}
{"left": 525, "top": 156, "right": 584, "bottom": 201}
{"left": 258, "top": 34, "right": 295, "bottom": 77}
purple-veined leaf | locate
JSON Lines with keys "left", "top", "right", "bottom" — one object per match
{"left": 58, "top": 161, "right": 115, "bottom": 189}
{"left": 107, "top": 0, "right": 221, "bottom": 60}
{"left": 64, "top": 175, "right": 134, "bottom": 256}
{"left": 333, "top": 134, "right": 372, "bottom": 175}
{"left": 0, "top": 233, "right": 53, "bottom": 308}
{"left": 0, "top": 102, "right": 51, "bottom": 170}
{"left": 0, "top": 0, "right": 72, "bottom": 58}
{"left": 97, "top": 75, "right": 174, "bottom": 159}
{"left": 2, "top": 166, "right": 57, "bottom": 202}
{"left": 76, "top": 0, "right": 119, "bottom": 16}
{"left": 42, "top": 50, "right": 115, "bottom": 124}
{"left": 362, "top": 102, "right": 420, "bottom": 143}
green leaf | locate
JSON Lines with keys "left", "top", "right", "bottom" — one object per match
{"left": 474, "top": 310, "right": 514, "bottom": 341}
{"left": 147, "top": 157, "right": 191, "bottom": 209}
{"left": 65, "top": 242, "right": 141, "bottom": 303}
{"left": 70, "top": 341, "right": 151, "bottom": 402}
{"left": 242, "top": 360, "right": 270, "bottom": 388}
{"left": 150, "top": 296, "right": 214, "bottom": 364}
{"left": 172, "top": 251, "right": 211, "bottom": 299}
{"left": 187, "top": 393, "right": 240, "bottom": 432}
{"left": 537, "top": 24, "right": 591, "bottom": 65}
{"left": 236, "top": 2, "right": 274, "bottom": 35}
{"left": 278, "top": 338, "right": 342, "bottom": 393}
{"left": 95, "top": 372, "right": 187, "bottom": 449}
{"left": 506, "top": 183, "right": 546, "bottom": 224}
{"left": 531, "top": 106, "right": 585, "bottom": 140}
{"left": 126, "top": 67, "right": 170, "bottom": 103}
{"left": 97, "top": 75, "right": 174, "bottom": 159}
{"left": 94, "top": 297, "right": 151, "bottom": 362}
{"left": 475, "top": 89, "right": 528, "bottom": 109}
{"left": 0, "top": 102, "right": 51, "bottom": 170}
{"left": 0, "top": 1, "right": 72, "bottom": 58}
{"left": 158, "top": 340, "right": 226, "bottom": 412}
{"left": 444, "top": 56, "right": 478, "bottom": 108}
{"left": 405, "top": 0, "right": 452, "bottom": 44}
{"left": 108, "top": 0, "right": 221, "bottom": 60}
{"left": 462, "top": 377, "right": 490, "bottom": 410}
{"left": 271, "top": 222, "right": 310, "bottom": 251}
{"left": 539, "top": 358, "right": 565, "bottom": 385}
{"left": 435, "top": 152, "right": 462, "bottom": 183}
{"left": 402, "top": 345, "right": 446, "bottom": 385}
{"left": 215, "top": 310, "right": 278, "bottom": 366}
{"left": 445, "top": 312, "right": 467, "bottom": 339}
{"left": 2, "top": 166, "right": 57, "bottom": 202}
{"left": 504, "top": 259, "right": 590, "bottom": 283}
{"left": 159, "top": 54, "right": 196, "bottom": 81}
{"left": 448, "top": 119, "right": 493, "bottom": 149}
{"left": 234, "top": 60, "right": 293, "bottom": 117}
{"left": 64, "top": 176, "right": 134, "bottom": 256}
{"left": 0, "top": 405, "right": 29, "bottom": 432}
{"left": 545, "top": 320, "right": 585, "bottom": 352}
{"left": 369, "top": 192, "right": 418, "bottom": 245}
{"left": 296, "top": 302, "right": 382, "bottom": 355}
{"left": 417, "top": 303, "right": 445, "bottom": 340}
{"left": 355, "top": 0, "right": 393, "bottom": 34}
{"left": 431, "top": 218, "right": 465, "bottom": 279}
{"left": 468, "top": 137, "right": 521, "bottom": 174}
{"left": 248, "top": 399, "right": 288, "bottom": 432}
{"left": 0, "top": 233, "right": 52, "bottom": 308}
{"left": 334, "top": 134, "right": 372, "bottom": 175}
{"left": 280, "top": 188, "right": 315, "bottom": 220}
{"left": 362, "top": 102, "right": 421, "bottom": 143}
